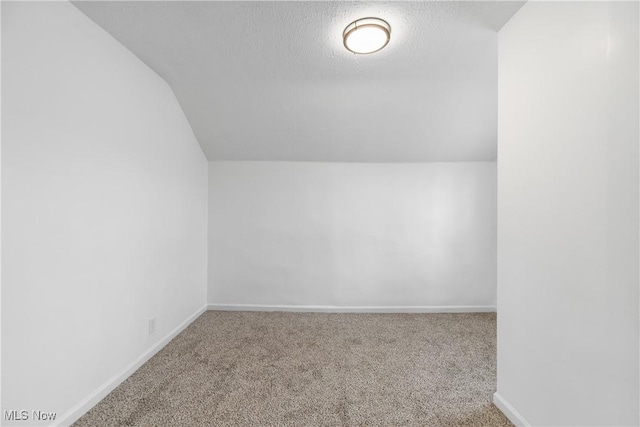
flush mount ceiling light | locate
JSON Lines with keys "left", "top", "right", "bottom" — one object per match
{"left": 343, "top": 17, "right": 391, "bottom": 55}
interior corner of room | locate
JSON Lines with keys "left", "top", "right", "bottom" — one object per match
{"left": 1, "top": 1, "right": 639, "bottom": 426}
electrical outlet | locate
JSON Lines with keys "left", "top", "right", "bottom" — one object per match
{"left": 149, "top": 317, "right": 156, "bottom": 335}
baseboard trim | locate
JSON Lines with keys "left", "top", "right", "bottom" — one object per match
{"left": 493, "top": 392, "right": 531, "bottom": 427}
{"left": 54, "top": 305, "right": 207, "bottom": 427}
{"left": 207, "top": 303, "right": 496, "bottom": 313}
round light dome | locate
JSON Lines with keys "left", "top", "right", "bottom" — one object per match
{"left": 343, "top": 17, "right": 391, "bottom": 55}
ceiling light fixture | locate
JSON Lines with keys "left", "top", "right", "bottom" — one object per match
{"left": 343, "top": 17, "right": 391, "bottom": 55}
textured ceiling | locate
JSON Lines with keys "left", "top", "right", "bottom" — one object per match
{"left": 74, "top": 1, "right": 525, "bottom": 162}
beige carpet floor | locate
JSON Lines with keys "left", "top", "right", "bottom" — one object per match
{"left": 74, "top": 311, "right": 512, "bottom": 427}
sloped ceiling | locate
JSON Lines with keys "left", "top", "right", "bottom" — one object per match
{"left": 74, "top": 1, "right": 525, "bottom": 162}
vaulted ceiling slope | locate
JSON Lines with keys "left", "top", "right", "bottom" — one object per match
{"left": 74, "top": 1, "right": 524, "bottom": 162}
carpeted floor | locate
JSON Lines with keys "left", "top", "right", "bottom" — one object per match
{"left": 74, "top": 311, "right": 512, "bottom": 426}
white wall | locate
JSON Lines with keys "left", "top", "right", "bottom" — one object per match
{"left": 208, "top": 161, "right": 496, "bottom": 310}
{"left": 2, "top": 2, "right": 208, "bottom": 425}
{"left": 496, "top": 2, "right": 639, "bottom": 426}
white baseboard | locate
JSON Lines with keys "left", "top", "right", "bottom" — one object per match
{"left": 207, "top": 303, "right": 496, "bottom": 313}
{"left": 54, "top": 305, "right": 207, "bottom": 427}
{"left": 493, "top": 392, "right": 531, "bottom": 427}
